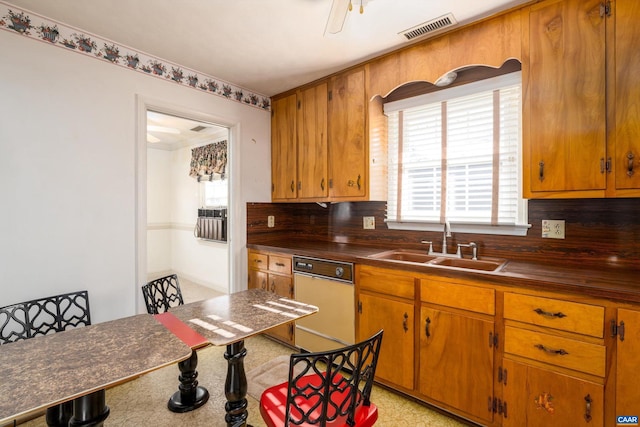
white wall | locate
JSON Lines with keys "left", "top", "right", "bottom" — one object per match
{"left": 147, "top": 141, "right": 229, "bottom": 294}
{"left": 0, "top": 31, "right": 271, "bottom": 323}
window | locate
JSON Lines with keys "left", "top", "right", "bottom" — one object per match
{"left": 384, "top": 72, "right": 529, "bottom": 236}
{"left": 201, "top": 179, "right": 227, "bottom": 208}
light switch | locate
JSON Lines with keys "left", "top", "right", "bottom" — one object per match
{"left": 363, "top": 216, "right": 375, "bottom": 230}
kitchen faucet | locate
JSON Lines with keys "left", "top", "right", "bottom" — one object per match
{"left": 443, "top": 221, "right": 452, "bottom": 255}
{"left": 421, "top": 221, "right": 454, "bottom": 256}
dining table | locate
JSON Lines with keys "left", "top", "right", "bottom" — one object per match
{"left": 0, "top": 313, "right": 193, "bottom": 427}
{"left": 164, "top": 288, "right": 319, "bottom": 427}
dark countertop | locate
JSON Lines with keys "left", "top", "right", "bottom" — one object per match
{"left": 248, "top": 240, "right": 640, "bottom": 304}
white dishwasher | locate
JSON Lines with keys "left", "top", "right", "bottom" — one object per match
{"left": 293, "top": 256, "right": 355, "bottom": 352}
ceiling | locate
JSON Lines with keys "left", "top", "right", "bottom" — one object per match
{"left": 8, "top": 0, "right": 529, "bottom": 97}
{"left": 146, "top": 111, "right": 227, "bottom": 150}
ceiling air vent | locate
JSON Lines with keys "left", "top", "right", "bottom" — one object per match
{"left": 400, "top": 13, "right": 457, "bottom": 41}
{"left": 190, "top": 125, "right": 207, "bottom": 132}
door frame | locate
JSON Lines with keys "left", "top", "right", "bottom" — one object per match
{"left": 135, "top": 95, "right": 239, "bottom": 312}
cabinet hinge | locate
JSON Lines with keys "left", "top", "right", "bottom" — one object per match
{"left": 297, "top": 100, "right": 301, "bottom": 110}
{"left": 489, "top": 331, "right": 499, "bottom": 349}
{"left": 358, "top": 300, "right": 362, "bottom": 314}
{"left": 490, "top": 398, "right": 507, "bottom": 418}
{"left": 498, "top": 366, "right": 507, "bottom": 385}
{"left": 600, "top": 1, "right": 611, "bottom": 17}
{"left": 328, "top": 90, "right": 333, "bottom": 101}
{"left": 611, "top": 319, "right": 625, "bottom": 341}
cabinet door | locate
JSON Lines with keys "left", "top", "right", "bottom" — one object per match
{"left": 267, "top": 274, "right": 294, "bottom": 344}
{"left": 526, "top": 0, "right": 606, "bottom": 194}
{"left": 328, "top": 68, "right": 366, "bottom": 199}
{"left": 616, "top": 308, "right": 640, "bottom": 416}
{"left": 297, "top": 82, "right": 328, "bottom": 199}
{"left": 419, "top": 306, "right": 495, "bottom": 422}
{"left": 248, "top": 269, "right": 267, "bottom": 291}
{"left": 502, "top": 358, "right": 603, "bottom": 427}
{"left": 613, "top": 0, "right": 640, "bottom": 191}
{"left": 271, "top": 93, "right": 298, "bottom": 200}
{"left": 357, "top": 293, "right": 414, "bottom": 390}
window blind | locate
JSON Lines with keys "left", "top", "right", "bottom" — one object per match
{"left": 385, "top": 72, "right": 524, "bottom": 228}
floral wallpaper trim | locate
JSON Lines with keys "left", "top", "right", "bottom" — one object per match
{"left": 0, "top": 2, "right": 271, "bottom": 111}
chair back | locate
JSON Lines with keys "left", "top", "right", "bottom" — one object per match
{"left": 285, "top": 329, "right": 383, "bottom": 426}
{"left": 0, "top": 290, "right": 91, "bottom": 345}
{"left": 141, "top": 274, "right": 184, "bottom": 315}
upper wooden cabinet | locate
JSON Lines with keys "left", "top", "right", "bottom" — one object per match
{"left": 610, "top": 0, "right": 640, "bottom": 195}
{"left": 271, "top": 68, "right": 386, "bottom": 202}
{"left": 524, "top": 0, "right": 640, "bottom": 198}
{"left": 328, "top": 68, "right": 367, "bottom": 199}
{"left": 271, "top": 93, "right": 298, "bottom": 200}
{"left": 297, "top": 82, "right": 328, "bottom": 199}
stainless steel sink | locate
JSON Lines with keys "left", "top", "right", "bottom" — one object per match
{"left": 368, "top": 249, "right": 506, "bottom": 272}
{"left": 429, "top": 257, "right": 506, "bottom": 272}
{"left": 367, "top": 249, "right": 439, "bottom": 264}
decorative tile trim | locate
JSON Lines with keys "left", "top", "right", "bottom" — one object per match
{"left": 0, "top": 2, "right": 271, "bottom": 111}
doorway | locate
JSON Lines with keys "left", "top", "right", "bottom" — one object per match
{"left": 142, "top": 107, "right": 231, "bottom": 305}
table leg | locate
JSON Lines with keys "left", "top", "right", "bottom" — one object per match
{"left": 68, "top": 389, "right": 110, "bottom": 427}
{"left": 45, "top": 401, "right": 73, "bottom": 427}
{"left": 168, "top": 349, "right": 210, "bottom": 412}
{"left": 224, "top": 340, "right": 251, "bottom": 427}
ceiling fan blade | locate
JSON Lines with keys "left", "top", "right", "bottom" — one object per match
{"left": 324, "top": 0, "right": 350, "bottom": 35}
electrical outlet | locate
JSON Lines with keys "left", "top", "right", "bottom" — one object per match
{"left": 542, "top": 219, "right": 565, "bottom": 239}
{"left": 363, "top": 216, "right": 375, "bottom": 230}
{"left": 267, "top": 215, "right": 275, "bottom": 228}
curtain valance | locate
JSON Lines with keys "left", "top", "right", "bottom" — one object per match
{"left": 189, "top": 140, "right": 227, "bottom": 179}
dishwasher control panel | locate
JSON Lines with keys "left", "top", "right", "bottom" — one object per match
{"left": 293, "top": 256, "right": 353, "bottom": 283}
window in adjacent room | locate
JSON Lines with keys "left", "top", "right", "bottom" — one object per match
{"left": 384, "top": 71, "right": 529, "bottom": 236}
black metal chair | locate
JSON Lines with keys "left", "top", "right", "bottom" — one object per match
{"left": 141, "top": 274, "right": 209, "bottom": 412}
{"left": 260, "top": 329, "right": 384, "bottom": 427}
{"left": 0, "top": 291, "right": 93, "bottom": 427}
{"left": 141, "top": 274, "right": 184, "bottom": 315}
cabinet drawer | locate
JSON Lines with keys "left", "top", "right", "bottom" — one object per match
{"left": 248, "top": 252, "right": 268, "bottom": 269}
{"left": 268, "top": 255, "right": 291, "bottom": 274}
{"left": 420, "top": 279, "right": 495, "bottom": 315}
{"left": 504, "top": 326, "right": 606, "bottom": 377}
{"left": 358, "top": 267, "right": 415, "bottom": 299}
{"left": 504, "top": 293, "right": 604, "bottom": 338}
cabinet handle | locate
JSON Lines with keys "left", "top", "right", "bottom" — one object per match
{"left": 584, "top": 394, "right": 592, "bottom": 422}
{"left": 533, "top": 308, "right": 567, "bottom": 319}
{"left": 402, "top": 312, "right": 409, "bottom": 332}
{"left": 538, "top": 161, "right": 545, "bottom": 182}
{"left": 321, "top": 178, "right": 325, "bottom": 191}
{"left": 425, "top": 317, "right": 431, "bottom": 337}
{"left": 357, "top": 174, "right": 362, "bottom": 190}
{"left": 270, "top": 281, "right": 276, "bottom": 292}
{"left": 534, "top": 343, "right": 569, "bottom": 355}
{"left": 275, "top": 262, "right": 285, "bottom": 267}
{"left": 254, "top": 259, "right": 263, "bottom": 264}
{"left": 290, "top": 180, "right": 295, "bottom": 193}
{"left": 627, "top": 152, "right": 635, "bottom": 177}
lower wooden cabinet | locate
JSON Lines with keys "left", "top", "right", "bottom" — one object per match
{"left": 357, "top": 266, "right": 415, "bottom": 391}
{"left": 501, "top": 358, "right": 604, "bottom": 426}
{"left": 247, "top": 249, "right": 294, "bottom": 345}
{"left": 358, "top": 292, "right": 415, "bottom": 390}
{"left": 419, "top": 306, "right": 495, "bottom": 423}
{"left": 419, "top": 277, "right": 496, "bottom": 423}
{"left": 615, "top": 307, "right": 640, "bottom": 417}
